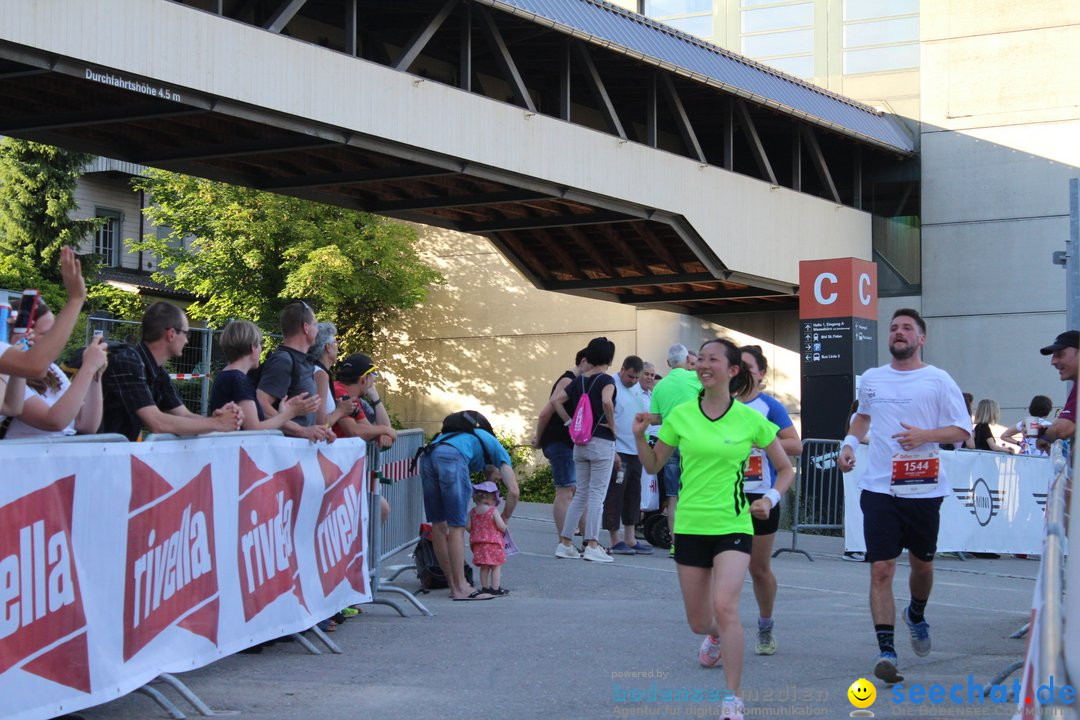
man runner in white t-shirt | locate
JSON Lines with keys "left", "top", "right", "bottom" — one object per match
{"left": 837, "top": 308, "right": 971, "bottom": 684}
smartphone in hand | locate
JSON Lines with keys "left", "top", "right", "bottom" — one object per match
{"left": 13, "top": 289, "right": 39, "bottom": 334}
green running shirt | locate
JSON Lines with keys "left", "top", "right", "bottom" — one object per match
{"left": 657, "top": 398, "right": 779, "bottom": 535}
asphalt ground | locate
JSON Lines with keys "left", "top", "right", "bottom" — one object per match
{"left": 76, "top": 501, "right": 1039, "bottom": 720}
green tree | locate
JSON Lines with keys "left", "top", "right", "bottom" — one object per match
{"left": 131, "top": 169, "right": 442, "bottom": 349}
{"left": 0, "top": 138, "right": 101, "bottom": 283}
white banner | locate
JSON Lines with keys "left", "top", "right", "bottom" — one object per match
{"left": 843, "top": 448, "right": 1050, "bottom": 554}
{"left": 0, "top": 434, "right": 369, "bottom": 720}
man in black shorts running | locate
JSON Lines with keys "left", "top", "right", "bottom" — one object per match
{"left": 838, "top": 309, "right": 970, "bottom": 684}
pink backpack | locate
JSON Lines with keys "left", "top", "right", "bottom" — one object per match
{"left": 568, "top": 375, "right": 602, "bottom": 445}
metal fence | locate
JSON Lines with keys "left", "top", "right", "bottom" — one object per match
{"left": 773, "top": 438, "right": 844, "bottom": 560}
{"left": 366, "top": 428, "right": 431, "bottom": 617}
{"left": 86, "top": 315, "right": 281, "bottom": 415}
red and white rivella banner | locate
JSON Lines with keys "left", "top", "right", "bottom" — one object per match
{"left": 0, "top": 435, "right": 368, "bottom": 720}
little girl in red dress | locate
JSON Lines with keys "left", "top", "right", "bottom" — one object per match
{"left": 466, "top": 482, "right": 509, "bottom": 596}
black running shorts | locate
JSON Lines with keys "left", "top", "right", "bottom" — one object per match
{"left": 673, "top": 533, "right": 752, "bottom": 567}
{"left": 860, "top": 490, "right": 943, "bottom": 563}
{"left": 745, "top": 492, "right": 781, "bottom": 536}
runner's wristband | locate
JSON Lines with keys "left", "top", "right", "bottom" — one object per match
{"left": 842, "top": 434, "right": 859, "bottom": 452}
{"left": 764, "top": 488, "right": 782, "bottom": 508}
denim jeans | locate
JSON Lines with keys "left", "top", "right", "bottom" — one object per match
{"left": 419, "top": 444, "right": 472, "bottom": 527}
{"left": 543, "top": 442, "right": 576, "bottom": 488}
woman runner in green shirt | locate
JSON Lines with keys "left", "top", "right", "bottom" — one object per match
{"left": 633, "top": 338, "right": 794, "bottom": 720}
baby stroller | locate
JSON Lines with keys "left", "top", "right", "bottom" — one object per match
{"left": 638, "top": 464, "right": 672, "bottom": 549}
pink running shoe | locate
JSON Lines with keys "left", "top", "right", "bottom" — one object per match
{"left": 698, "top": 634, "right": 722, "bottom": 668}
{"left": 721, "top": 695, "right": 744, "bottom": 720}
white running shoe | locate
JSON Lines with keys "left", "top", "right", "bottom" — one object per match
{"left": 555, "top": 543, "right": 581, "bottom": 559}
{"left": 698, "top": 635, "right": 722, "bottom": 667}
{"left": 721, "top": 694, "right": 744, "bottom": 720}
{"left": 582, "top": 545, "right": 614, "bottom": 563}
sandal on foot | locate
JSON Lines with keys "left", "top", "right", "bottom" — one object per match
{"left": 452, "top": 590, "right": 494, "bottom": 601}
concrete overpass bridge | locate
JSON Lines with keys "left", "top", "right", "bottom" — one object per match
{"left": 0, "top": 0, "right": 915, "bottom": 315}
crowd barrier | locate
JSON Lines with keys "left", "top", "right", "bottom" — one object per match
{"left": 365, "top": 428, "right": 431, "bottom": 618}
{"left": 1013, "top": 441, "right": 1074, "bottom": 718}
{"left": 773, "top": 439, "right": 842, "bottom": 561}
{"left": 776, "top": 441, "right": 1060, "bottom": 558}
{"left": 0, "top": 431, "right": 373, "bottom": 720}
{"left": 842, "top": 446, "right": 1054, "bottom": 555}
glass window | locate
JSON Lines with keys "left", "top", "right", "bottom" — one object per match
{"left": 94, "top": 210, "right": 122, "bottom": 268}
{"left": 742, "top": 3, "right": 813, "bottom": 32}
{"left": 644, "top": 0, "right": 712, "bottom": 15}
{"left": 742, "top": 28, "right": 813, "bottom": 57}
{"left": 843, "top": 43, "right": 919, "bottom": 73}
{"left": 741, "top": 0, "right": 786, "bottom": 6}
{"left": 844, "top": 16, "right": 918, "bottom": 47}
{"left": 843, "top": 0, "right": 919, "bottom": 22}
{"left": 760, "top": 54, "right": 815, "bottom": 77}
{"left": 665, "top": 14, "right": 715, "bottom": 38}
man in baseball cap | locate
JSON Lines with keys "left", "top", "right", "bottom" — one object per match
{"left": 1039, "top": 330, "right": 1077, "bottom": 446}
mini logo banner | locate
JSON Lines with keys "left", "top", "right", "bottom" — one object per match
{"left": 0, "top": 475, "right": 90, "bottom": 693}
{"left": 313, "top": 452, "right": 366, "bottom": 598}
{"left": 236, "top": 448, "right": 307, "bottom": 621}
{"left": 123, "top": 457, "right": 219, "bottom": 662}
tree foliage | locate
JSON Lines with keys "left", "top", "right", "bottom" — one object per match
{"left": 131, "top": 170, "right": 442, "bottom": 351}
{"left": 0, "top": 138, "right": 101, "bottom": 283}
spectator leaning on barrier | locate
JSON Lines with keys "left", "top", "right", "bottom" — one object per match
{"left": 309, "top": 321, "right": 352, "bottom": 428}
{"left": 209, "top": 319, "right": 319, "bottom": 432}
{"left": 1, "top": 298, "right": 107, "bottom": 439}
{"left": 256, "top": 302, "right": 332, "bottom": 443}
{"left": 332, "top": 353, "right": 396, "bottom": 526}
{"left": 1038, "top": 330, "right": 1078, "bottom": 448}
{"left": 331, "top": 353, "right": 396, "bottom": 448}
{"left": 99, "top": 301, "right": 243, "bottom": 441}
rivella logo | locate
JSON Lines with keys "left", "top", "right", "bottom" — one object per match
{"left": 313, "top": 452, "right": 366, "bottom": 598}
{"left": 0, "top": 475, "right": 90, "bottom": 693}
{"left": 123, "top": 457, "right": 219, "bottom": 662}
{"left": 953, "top": 478, "right": 1003, "bottom": 527}
{"left": 236, "top": 448, "right": 306, "bottom": 622}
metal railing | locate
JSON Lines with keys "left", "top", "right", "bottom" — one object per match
{"left": 1037, "top": 440, "right": 1072, "bottom": 715}
{"left": 773, "top": 438, "right": 843, "bottom": 561}
{"left": 366, "top": 428, "right": 431, "bottom": 617}
{"left": 85, "top": 315, "right": 283, "bottom": 416}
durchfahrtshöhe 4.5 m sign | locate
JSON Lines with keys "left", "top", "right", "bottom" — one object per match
{"left": 0, "top": 434, "right": 368, "bottom": 720}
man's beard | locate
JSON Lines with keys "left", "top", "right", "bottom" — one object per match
{"left": 889, "top": 341, "right": 917, "bottom": 360}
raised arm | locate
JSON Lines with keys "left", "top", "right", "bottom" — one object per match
{"left": 633, "top": 412, "right": 674, "bottom": 474}
{"left": 0, "top": 247, "right": 86, "bottom": 379}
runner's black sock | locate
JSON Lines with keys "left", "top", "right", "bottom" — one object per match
{"left": 908, "top": 596, "right": 928, "bottom": 624}
{"left": 875, "top": 625, "right": 896, "bottom": 655}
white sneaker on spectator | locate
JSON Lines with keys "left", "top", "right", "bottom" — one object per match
{"left": 555, "top": 543, "right": 581, "bottom": 559}
{"left": 582, "top": 545, "right": 614, "bottom": 563}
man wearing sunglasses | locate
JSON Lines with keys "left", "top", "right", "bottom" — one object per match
{"left": 100, "top": 301, "right": 243, "bottom": 440}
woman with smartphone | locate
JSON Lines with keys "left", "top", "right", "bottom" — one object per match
{"left": 0, "top": 247, "right": 88, "bottom": 380}
{"left": 1, "top": 298, "right": 108, "bottom": 439}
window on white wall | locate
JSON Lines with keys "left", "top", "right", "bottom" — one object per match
{"left": 93, "top": 209, "right": 122, "bottom": 268}
{"left": 644, "top": 0, "right": 715, "bottom": 41}
{"left": 739, "top": 1, "right": 815, "bottom": 78}
{"left": 842, "top": 0, "right": 919, "bottom": 74}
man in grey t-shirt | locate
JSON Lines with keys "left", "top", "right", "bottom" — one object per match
{"left": 256, "top": 302, "right": 333, "bottom": 442}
